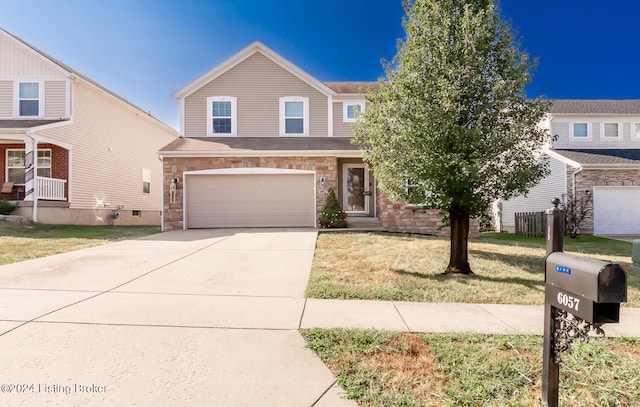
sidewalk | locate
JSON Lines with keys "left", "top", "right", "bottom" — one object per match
{"left": 300, "top": 299, "right": 640, "bottom": 338}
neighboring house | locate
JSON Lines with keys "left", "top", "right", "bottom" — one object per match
{"left": 496, "top": 100, "right": 640, "bottom": 235}
{"left": 160, "top": 41, "right": 465, "bottom": 234}
{"left": 0, "top": 28, "right": 178, "bottom": 225}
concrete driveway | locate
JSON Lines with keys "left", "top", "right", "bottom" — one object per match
{"left": 0, "top": 228, "right": 353, "bottom": 406}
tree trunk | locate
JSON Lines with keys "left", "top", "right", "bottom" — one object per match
{"left": 445, "top": 208, "right": 473, "bottom": 274}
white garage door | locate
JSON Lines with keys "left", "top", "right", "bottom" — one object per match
{"left": 593, "top": 186, "right": 640, "bottom": 235}
{"left": 185, "top": 170, "right": 315, "bottom": 228}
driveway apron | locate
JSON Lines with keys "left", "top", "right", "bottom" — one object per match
{"left": 0, "top": 228, "right": 353, "bottom": 406}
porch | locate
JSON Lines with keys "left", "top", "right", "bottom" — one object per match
{"left": 2, "top": 176, "right": 67, "bottom": 201}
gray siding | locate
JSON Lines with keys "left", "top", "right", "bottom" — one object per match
{"left": 552, "top": 117, "right": 640, "bottom": 149}
{"left": 498, "top": 155, "right": 567, "bottom": 232}
{"left": 0, "top": 80, "right": 12, "bottom": 118}
{"left": 184, "top": 52, "right": 329, "bottom": 137}
{"left": 45, "top": 80, "right": 67, "bottom": 117}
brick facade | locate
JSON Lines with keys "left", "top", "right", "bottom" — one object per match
{"left": 0, "top": 143, "right": 69, "bottom": 201}
{"left": 163, "top": 155, "right": 477, "bottom": 237}
{"left": 568, "top": 168, "right": 640, "bottom": 234}
{"left": 162, "top": 156, "right": 339, "bottom": 231}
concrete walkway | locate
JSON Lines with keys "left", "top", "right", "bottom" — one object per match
{"left": 0, "top": 228, "right": 638, "bottom": 406}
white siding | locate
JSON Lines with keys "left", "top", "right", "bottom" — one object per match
{"left": 44, "top": 80, "right": 67, "bottom": 118}
{"left": 38, "top": 81, "right": 177, "bottom": 212}
{"left": 0, "top": 32, "right": 67, "bottom": 78}
{"left": 498, "top": 155, "right": 567, "bottom": 232}
{"left": 0, "top": 80, "right": 12, "bottom": 118}
{"left": 551, "top": 116, "right": 640, "bottom": 149}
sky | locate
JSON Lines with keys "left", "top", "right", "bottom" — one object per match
{"left": 2, "top": 1, "right": 640, "bottom": 131}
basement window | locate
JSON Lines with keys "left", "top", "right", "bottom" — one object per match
{"left": 132, "top": 210, "right": 141, "bottom": 217}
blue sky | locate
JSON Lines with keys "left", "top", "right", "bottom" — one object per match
{"left": 2, "top": 1, "right": 640, "bottom": 130}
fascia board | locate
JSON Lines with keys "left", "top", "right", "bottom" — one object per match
{"left": 158, "top": 149, "right": 361, "bottom": 158}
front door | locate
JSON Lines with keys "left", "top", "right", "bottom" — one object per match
{"left": 342, "top": 164, "right": 371, "bottom": 215}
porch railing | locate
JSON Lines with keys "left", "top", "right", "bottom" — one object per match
{"left": 37, "top": 176, "right": 67, "bottom": 201}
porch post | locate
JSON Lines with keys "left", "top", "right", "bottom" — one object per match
{"left": 24, "top": 133, "right": 39, "bottom": 221}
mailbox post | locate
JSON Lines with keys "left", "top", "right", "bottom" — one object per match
{"left": 542, "top": 199, "right": 627, "bottom": 407}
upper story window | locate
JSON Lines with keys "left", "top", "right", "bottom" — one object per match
{"left": 602, "top": 122, "right": 621, "bottom": 139}
{"left": 571, "top": 122, "right": 589, "bottom": 139}
{"left": 343, "top": 101, "right": 365, "bottom": 123}
{"left": 17, "top": 82, "right": 41, "bottom": 117}
{"left": 280, "top": 96, "right": 309, "bottom": 136}
{"left": 207, "top": 96, "right": 237, "bottom": 136}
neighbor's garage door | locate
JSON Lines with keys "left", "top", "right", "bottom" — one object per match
{"left": 593, "top": 186, "right": 640, "bottom": 235}
{"left": 186, "top": 173, "right": 315, "bottom": 228}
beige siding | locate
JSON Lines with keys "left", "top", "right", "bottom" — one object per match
{"left": 44, "top": 80, "right": 67, "bottom": 117}
{"left": 38, "top": 81, "right": 177, "bottom": 213}
{"left": 0, "top": 80, "right": 12, "bottom": 118}
{"left": 184, "top": 52, "right": 328, "bottom": 137}
{"left": 0, "top": 32, "right": 67, "bottom": 78}
{"left": 332, "top": 101, "right": 355, "bottom": 136}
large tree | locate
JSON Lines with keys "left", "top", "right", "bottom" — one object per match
{"left": 354, "top": 0, "right": 551, "bottom": 274}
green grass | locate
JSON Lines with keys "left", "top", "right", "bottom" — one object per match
{"left": 0, "top": 220, "right": 160, "bottom": 265}
{"left": 480, "top": 232, "right": 633, "bottom": 257}
{"left": 302, "top": 328, "right": 640, "bottom": 407}
{"left": 306, "top": 232, "right": 640, "bottom": 307}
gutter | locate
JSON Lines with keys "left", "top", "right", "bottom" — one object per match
{"left": 157, "top": 149, "right": 363, "bottom": 158}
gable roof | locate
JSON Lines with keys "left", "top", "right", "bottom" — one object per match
{"left": 551, "top": 100, "right": 640, "bottom": 115}
{"left": 173, "top": 41, "right": 338, "bottom": 100}
{"left": 0, "top": 28, "right": 177, "bottom": 134}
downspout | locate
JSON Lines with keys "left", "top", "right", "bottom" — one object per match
{"left": 25, "top": 129, "right": 39, "bottom": 223}
{"left": 571, "top": 166, "right": 583, "bottom": 197}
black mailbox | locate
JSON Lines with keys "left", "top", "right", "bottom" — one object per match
{"left": 545, "top": 252, "right": 627, "bottom": 323}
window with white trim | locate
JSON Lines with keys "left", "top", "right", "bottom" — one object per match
{"left": 405, "top": 179, "right": 432, "bottom": 206}
{"left": 17, "top": 82, "right": 41, "bottom": 117}
{"left": 6, "top": 149, "right": 51, "bottom": 184}
{"left": 142, "top": 168, "right": 151, "bottom": 194}
{"left": 634, "top": 123, "right": 640, "bottom": 139}
{"left": 603, "top": 122, "right": 621, "bottom": 139}
{"left": 207, "top": 96, "right": 237, "bottom": 136}
{"left": 571, "top": 122, "right": 589, "bottom": 138}
{"left": 279, "top": 96, "right": 309, "bottom": 136}
{"left": 343, "top": 101, "right": 365, "bottom": 122}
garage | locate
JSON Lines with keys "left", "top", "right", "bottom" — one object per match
{"left": 184, "top": 168, "right": 315, "bottom": 228}
{"left": 593, "top": 186, "right": 640, "bottom": 235}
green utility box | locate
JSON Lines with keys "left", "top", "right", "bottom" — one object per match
{"left": 633, "top": 240, "right": 640, "bottom": 272}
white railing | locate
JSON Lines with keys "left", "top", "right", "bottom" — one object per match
{"left": 37, "top": 177, "right": 67, "bottom": 201}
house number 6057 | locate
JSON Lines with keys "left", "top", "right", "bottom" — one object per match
{"left": 557, "top": 292, "right": 580, "bottom": 311}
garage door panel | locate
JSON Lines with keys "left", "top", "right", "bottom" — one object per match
{"left": 186, "top": 173, "right": 315, "bottom": 228}
{"left": 594, "top": 187, "right": 640, "bottom": 235}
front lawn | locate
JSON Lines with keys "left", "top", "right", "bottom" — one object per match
{"left": 0, "top": 220, "right": 160, "bottom": 265}
{"left": 303, "top": 328, "right": 640, "bottom": 407}
{"left": 306, "top": 232, "right": 640, "bottom": 307}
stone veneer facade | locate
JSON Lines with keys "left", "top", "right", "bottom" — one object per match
{"left": 569, "top": 168, "right": 640, "bottom": 235}
{"left": 163, "top": 155, "right": 479, "bottom": 237}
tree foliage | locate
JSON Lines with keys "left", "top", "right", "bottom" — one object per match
{"left": 354, "top": 0, "right": 552, "bottom": 273}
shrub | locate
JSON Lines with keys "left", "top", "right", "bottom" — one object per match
{"left": 319, "top": 188, "right": 347, "bottom": 228}
{"left": 0, "top": 200, "right": 17, "bottom": 215}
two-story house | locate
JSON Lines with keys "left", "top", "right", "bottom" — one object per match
{"left": 496, "top": 100, "right": 640, "bottom": 235}
{"left": 0, "top": 28, "right": 178, "bottom": 225}
{"left": 159, "top": 41, "right": 457, "bottom": 234}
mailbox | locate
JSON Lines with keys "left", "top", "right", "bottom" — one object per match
{"left": 545, "top": 252, "right": 627, "bottom": 323}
